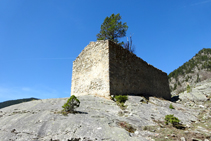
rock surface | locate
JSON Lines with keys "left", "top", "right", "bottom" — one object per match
{"left": 0, "top": 94, "right": 205, "bottom": 141}
{"left": 178, "top": 79, "right": 211, "bottom": 102}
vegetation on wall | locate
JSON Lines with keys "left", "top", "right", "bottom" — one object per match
{"left": 97, "top": 13, "right": 135, "bottom": 53}
{"left": 123, "top": 35, "right": 135, "bottom": 53}
{"left": 96, "top": 13, "right": 128, "bottom": 45}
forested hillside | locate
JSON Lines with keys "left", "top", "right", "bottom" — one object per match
{"left": 168, "top": 48, "right": 211, "bottom": 95}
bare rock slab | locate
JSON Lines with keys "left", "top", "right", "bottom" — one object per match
{"left": 0, "top": 95, "right": 201, "bottom": 141}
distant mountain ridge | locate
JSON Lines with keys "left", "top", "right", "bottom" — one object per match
{"left": 0, "top": 98, "right": 39, "bottom": 109}
{"left": 168, "top": 48, "right": 211, "bottom": 95}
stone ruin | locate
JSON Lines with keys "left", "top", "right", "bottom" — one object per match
{"left": 71, "top": 40, "right": 171, "bottom": 100}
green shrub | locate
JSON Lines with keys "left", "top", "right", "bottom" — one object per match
{"left": 112, "top": 95, "right": 128, "bottom": 110}
{"left": 187, "top": 85, "right": 191, "bottom": 93}
{"left": 165, "top": 114, "right": 180, "bottom": 128}
{"left": 62, "top": 95, "right": 80, "bottom": 115}
{"left": 169, "top": 103, "right": 175, "bottom": 109}
{"left": 114, "top": 95, "right": 128, "bottom": 103}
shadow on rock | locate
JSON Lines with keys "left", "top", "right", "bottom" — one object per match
{"left": 75, "top": 111, "right": 88, "bottom": 114}
{"left": 171, "top": 95, "right": 179, "bottom": 102}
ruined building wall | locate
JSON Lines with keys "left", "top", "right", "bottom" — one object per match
{"left": 71, "top": 40, "right": 171, "bottom": 100}
{"left": 71, "top": 40, "right": 110, "bottom": 98}
{"left": 109, "top": 41, "right": 171, "bottom": 100}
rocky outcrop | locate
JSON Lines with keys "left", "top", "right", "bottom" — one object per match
{"left": 1, "top": 94, "right": 209, "bottom": 141}
{"left": 177, "top": 79, "right": 211, "bottom": 103}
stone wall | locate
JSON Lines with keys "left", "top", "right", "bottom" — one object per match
{"left": 109, "top": 41, "right": 170, "bottom": 100}
{"left": 71, "top": 40, "right": 110, "bottom": 98}
{"left": 71, "top": 40, "right": 171, "bottom": 100}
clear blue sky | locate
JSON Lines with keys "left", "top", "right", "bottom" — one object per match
{"left": 0, "top": 0, "right": 211, "bottom": 102}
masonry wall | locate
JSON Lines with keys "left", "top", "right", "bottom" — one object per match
{"left": 109, "top": 41, "right": 171, "bottom": 100}
{"left": 71, "top": 40, "right": 171, "bottom": 100}
{"left": 71, "top": 40, "right": 110, "bottom": 98}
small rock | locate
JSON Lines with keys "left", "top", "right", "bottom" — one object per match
{"left": 129, "top": 133, "right": 133, "bottom": 137}
{"left": 124, "top": 110, "right": 129, "bottom": 113}
{"left": 186, "top": 124, "right": 191, "bottom": 128}
{"left": 134, "top": 131, "right": 139, "bottom": 135}
{"left": 171, "top": 134, "right": 176, "bottom": 137}
{"left": 157, "top": 127, "right": 160, "bottom": 131}
{"left": 69, "top": 138, "right": 81, "bottom": 141}
{"left": 204, "top": 139, "right": 209, "bottom": 141}
{"left": 11, "top": 129, "right": 18, "bottom": 134}
{"left": 11, "top": 129, "right": 16, "bottom": 133}
{"left": 191, "top": 120, "right": 197, "bottom": 123}
{"left": 35, "top": 120, "right": 42, "bottom": 123}
{"left": 154, "top": 133, "right": 159, "bottom": 137}
{"left": 118, "top": 111, "right": 124, "bottom": 116}
{"left": 165, "top": 136, "right": 168, "bottom": 139}
{"left": 192, "top": 138, "right": 202, "bottom": 141}
{"left": 199, "top": 105, "right": 204, "bottom": 108}
{"left": 140, "top": 97, "right": 148, "bottom": 103}
{"left": 184, "top": 131, "right": 189, "bottom": 134}
{"left": 159, "top": 123, "right": 164, "bottom": 128}
{"left": 202, "top": 115, "right": 209, "bottom": 120}
{"left": 181, "top": 137, "right": 186, "bottom": 141}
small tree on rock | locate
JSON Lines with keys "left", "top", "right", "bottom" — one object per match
{"left": 165, "top": 114, "right": 180, "bottom": 127}
{"left": 96, "top": 13, "right": 128, "bottom": 45}
{"left": 186, "top": 85, "right": 191, "bottom": 93}
{"left": 62, "top": 95, "right": 80, "bottom": 114}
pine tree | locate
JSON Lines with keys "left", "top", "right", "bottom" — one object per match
{"left": 96, "top": 13, "right": 128, "bottom": 44}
